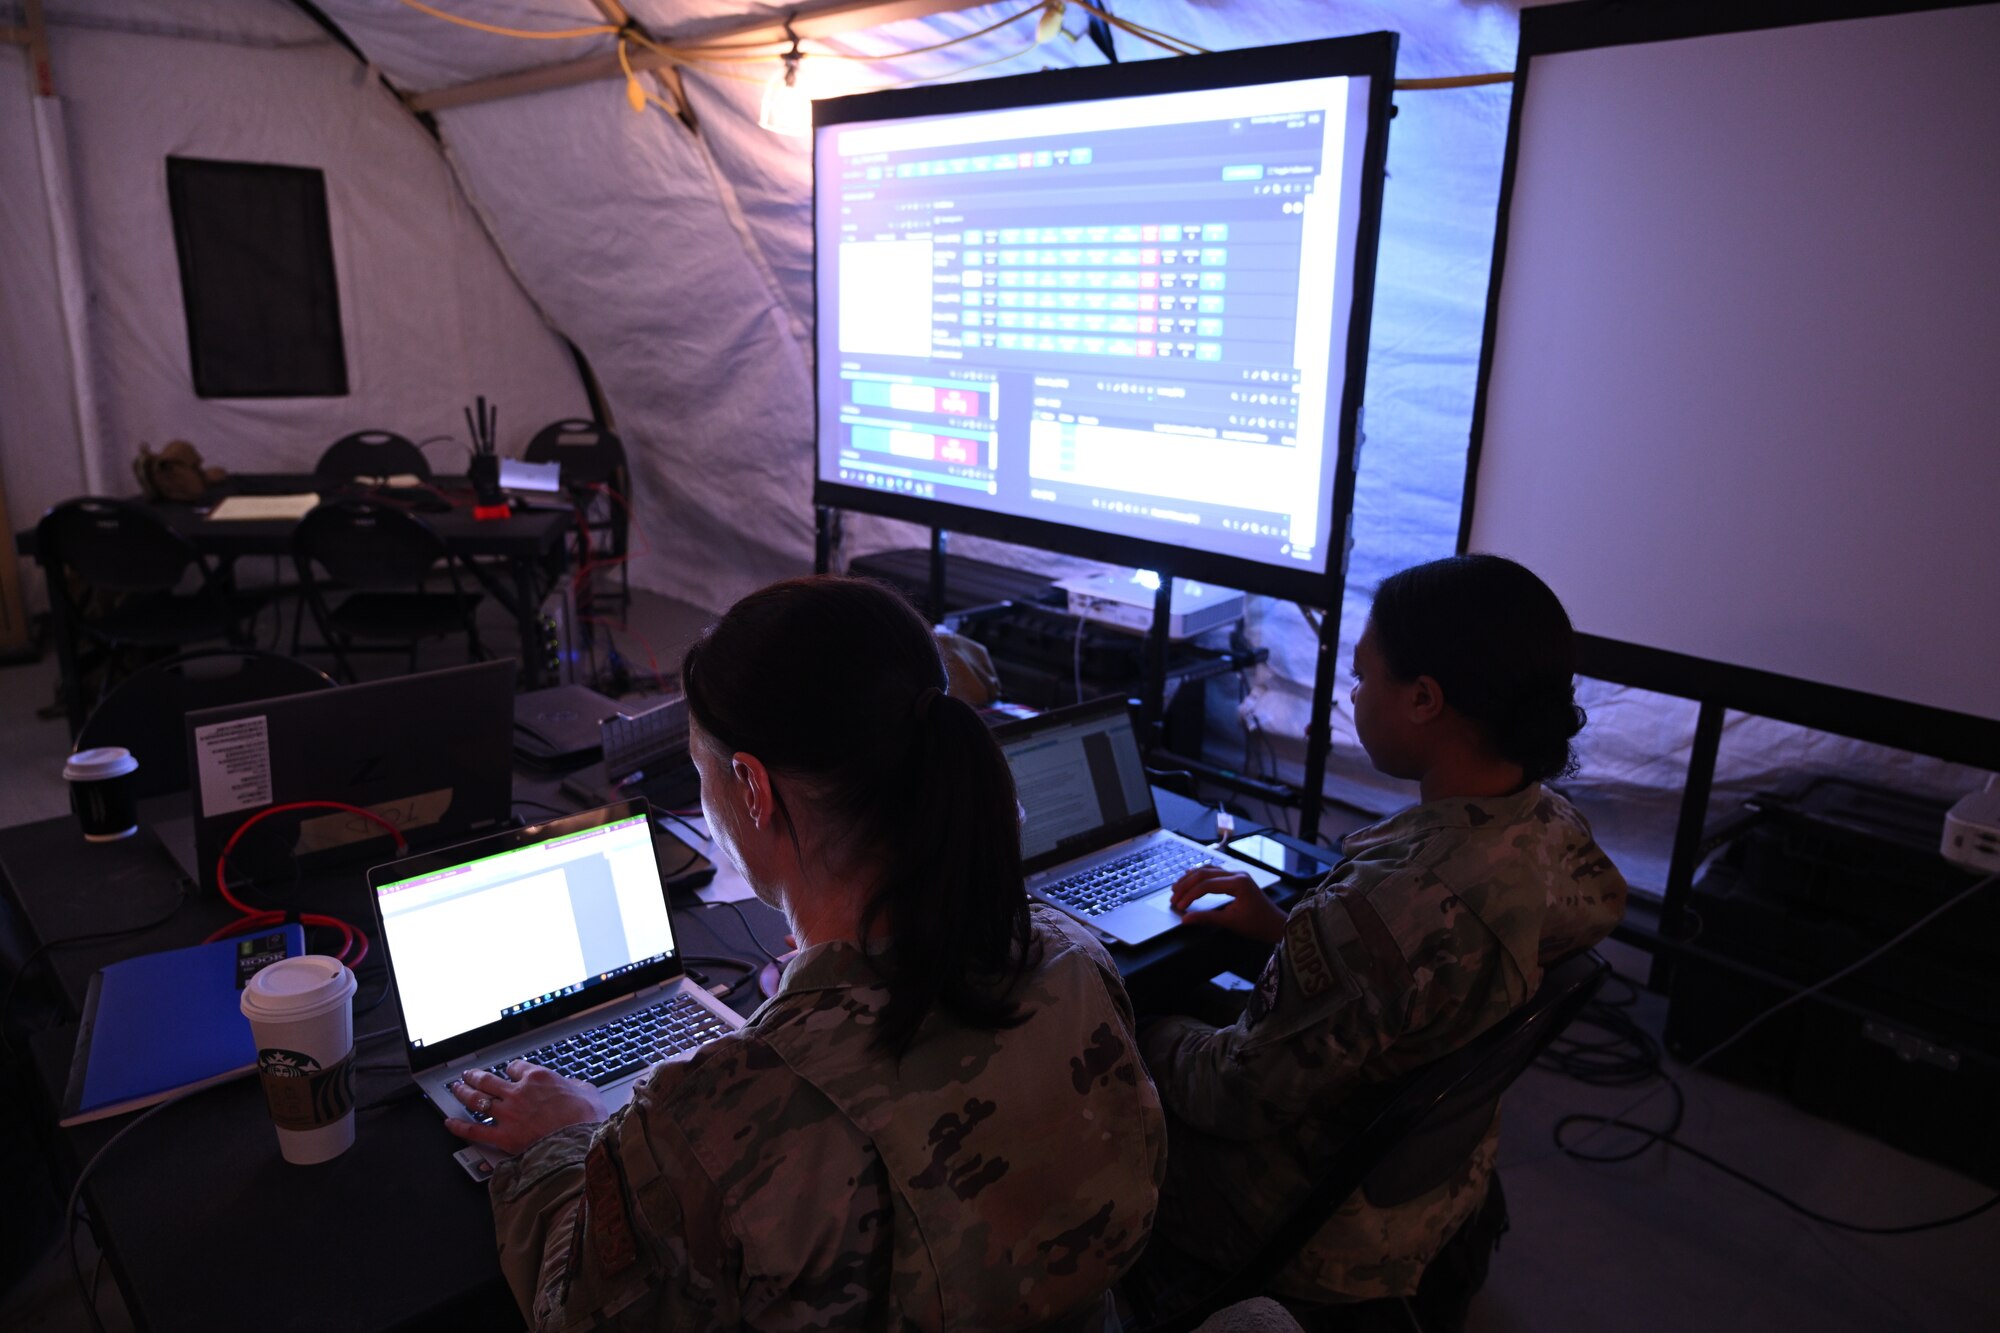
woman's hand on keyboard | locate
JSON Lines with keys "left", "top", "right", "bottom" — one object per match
{"left": 444, "top": 1060, "right": 610, "bottom": 1155}
{"left": 1168, "top": 865, "right": 1287, "bottom": 946}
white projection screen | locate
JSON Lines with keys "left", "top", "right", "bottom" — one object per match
{"left": 1465, "top": 0, "right": 2000, "bottom": 761}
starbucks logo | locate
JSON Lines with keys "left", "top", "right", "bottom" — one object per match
{"left": 258, "top": 1048, "right": 323, "bottom": 1077}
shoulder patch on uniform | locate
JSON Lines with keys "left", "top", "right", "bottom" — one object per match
{"left": 583, "top": 1139, "right": 639, "bottom": 1278}
{"left": 1285, "top": 910, "right": 1340, "bottom": 999}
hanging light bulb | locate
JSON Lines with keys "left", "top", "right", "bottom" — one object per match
{"left": 759, "top": 24, "right": 811, "bottom": 138}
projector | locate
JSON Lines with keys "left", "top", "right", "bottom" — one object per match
{"left": 1941, "top": 782, "right": 2000, "bottom": 873}
{"left": 1057, "top": 570, "right": 1245, "bottom": 640}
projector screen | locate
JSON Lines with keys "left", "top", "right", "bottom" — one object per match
{"left": 813, "top": 36, "right": 1395, "bottom": 604}
{"left": 1464, "top": 0, "right": 2000, "bottom": 759}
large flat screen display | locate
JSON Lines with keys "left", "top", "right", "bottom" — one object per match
{"left": 813, "top": 36, "right": 1395, "bottom": 603}
{"left": 1462, "top": 0, "right": 2000, "bottom": 761}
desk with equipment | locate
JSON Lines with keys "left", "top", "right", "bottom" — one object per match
{"left": 7, "top": 671, "right": 1323, "bottom": 1331}
{"left": 18, "top": 472, "right": 575, "bottom": 735}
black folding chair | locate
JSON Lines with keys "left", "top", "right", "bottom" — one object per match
{"left": 75, "top": 649, "right": 334, "bottom": 800}
{"left": 1147, "top": 951, "right": 1610, "bottom": 1333}
{"left": 292, "top": 498, "right": 484, "bottom": 681}
{"left": 524, "top": 418, "right": 630, "bottom": 608}
{"left": 36, "top": 498, "right": 262, "bottom": 727}
{"left": 315, "top": 430, "right": 431, "bottom": 483}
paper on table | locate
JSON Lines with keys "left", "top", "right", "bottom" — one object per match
{"left": 206, "top": 494, "right": 319, "bottom": 522}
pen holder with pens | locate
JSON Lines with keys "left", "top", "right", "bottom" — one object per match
{"left": 468, "top": 454, "right": 504, "bottom": 508}
{"left": 465, "top": 395, "right": 509, "bottom": 519}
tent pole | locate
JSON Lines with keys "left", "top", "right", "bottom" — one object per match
{"left": 24, "top": 0, "right": 106, "bottom": 498}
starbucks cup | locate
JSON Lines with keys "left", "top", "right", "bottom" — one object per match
{"left": 63, "top": 748, "right": 139, "bottom": 842}
{"left": 240, "top": 956, "right": 360, "bottom": 1165}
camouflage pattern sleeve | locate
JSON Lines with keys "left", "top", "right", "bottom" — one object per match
{"left": 490, "top": 1061, "right": 741, "bottom": 1332}
{"left": 1535, "top": 796, "right": 1629, "bottom": 962}
{"left": 1140, "top": 888, "right": 1399, "bottom": 1140}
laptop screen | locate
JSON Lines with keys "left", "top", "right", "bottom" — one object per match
{"left": 374, "top": 810, "right": 677, "bottom": 1051}
{"left": 999, "top": 701, "right": 1159, "bottom": 873}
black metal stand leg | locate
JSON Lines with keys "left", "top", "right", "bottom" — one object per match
{"left": 928, "top": 527, "right": 948, "bottom": 624}
{"left": 1142, "top": 576, "right": 1173, "bottom": 749}
{"left": 1298, "top": 599, "right": 1344, "bottom": 846}
{"left": 44, "top": 559, "right": 85, "bottom": 738}
{"left": 1651, "top": 698, "right": 1726, "bottom": 990}
{"left": 814, "top": 506, "right": 834, "bottom": 575}
{"left": 511, "top": 556, "right": 545, "bottom": 688}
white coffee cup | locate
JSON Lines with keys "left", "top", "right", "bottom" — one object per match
{"left": 63, "top": 747, "right": 140, "bottom": 842}
{"left": 240, "top": 956, "right": 360, "bottom": 1165}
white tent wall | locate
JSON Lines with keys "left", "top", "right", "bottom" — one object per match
{"left": 0, "top": 0, "right": 588, "bottom": 551}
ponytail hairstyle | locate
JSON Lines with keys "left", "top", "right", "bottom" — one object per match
{"left": 1369, "top": 554, "right": 1586, "bottom": 783}
{"left": 680, "top": 576, "right": 1035, "bottom": 1056}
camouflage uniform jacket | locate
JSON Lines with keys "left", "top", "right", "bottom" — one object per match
{"left": 490, "top": 905, "right": 1167, "bottom": 1330}
{"left": 1140, "top": 783, "right": 1625, "bottom": 1302}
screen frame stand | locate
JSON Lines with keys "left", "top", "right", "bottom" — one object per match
{"left": 813, "top": 501, "right": 1344, "bottom": 844}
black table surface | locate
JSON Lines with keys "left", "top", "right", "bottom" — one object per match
{"left": 2, "top": 808, "right": 789, "bottom": 1333}
{"left": 3, "top": 787, "right": 1322, "bottom": 1333}
{"left": 14, "top": 473, "right": 573, "bottom": 562}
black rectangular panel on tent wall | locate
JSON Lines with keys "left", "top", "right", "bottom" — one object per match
{"left": 1459, "top": 0, "right": 2000, "bottom": 768}
{"left": 166, "top": 157, "right": 348, "bottom": 399}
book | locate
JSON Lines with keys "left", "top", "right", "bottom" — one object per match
{"left": 205, "top": 494, "right": 320, "bottom": 522}
{"left": 60, "top": 925, "right": 308, "bottom": 1126}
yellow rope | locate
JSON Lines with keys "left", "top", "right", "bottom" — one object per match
{"left": 391, "top": 0, "right": 616, "bottom": 42}
{"left": 630, "top": 3, "right": 1043, "bottom": 66}
{"left": 1396, "top": 72, "right": 1512, "bottom": 90}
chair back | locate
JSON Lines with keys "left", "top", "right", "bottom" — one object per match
{"left": 36, "top": 498, "right": 201, "bottom": 593}
{"left": 523, "top": 418, "right": 625, "bottom": 487}
{"left": 315, "top": 430, "right": 431, "bottom": 482}
{"left": 1211, "top": 951, "right": 1609, "bottom": 1312}
{"left": 294, "top": 498, "right": 448, "bottom": 590}
{"left": 75, "top": 650, "right": 335, "bottom": 799}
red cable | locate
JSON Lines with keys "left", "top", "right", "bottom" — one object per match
{"left": 208, "top": 801, "right": 408, "bottom": 968}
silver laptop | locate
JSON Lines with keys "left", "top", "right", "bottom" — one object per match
{"left": 367, "top": 800, "right": 743, "bottom": 1148}
{"left": 995, "top": 698, "right": 1279, "bottom": 946}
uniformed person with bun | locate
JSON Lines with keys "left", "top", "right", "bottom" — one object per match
{"left": 451, "top": 577, "right": 1166, "bottom": 1330}
{"left": 1137, "top": 555, "right": 1628, "bottom": 1315}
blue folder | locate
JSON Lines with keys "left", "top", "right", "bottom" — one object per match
{"left": 60, "top": 925, "right": 308, "bottom": 1126}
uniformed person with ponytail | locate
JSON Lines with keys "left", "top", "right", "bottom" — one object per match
{"left": 450, "top": 576, "right": 1166, "bottom": 1331}
{"left": 1135, "top": 555, "right": 1629, "bottom": 1316}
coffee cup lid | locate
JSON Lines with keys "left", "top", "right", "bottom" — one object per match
{"left": 241, "top": 955, "right": 357, "bottom": 1021}
{"left": 64, "top": 747, "right": 138, "bottom": 782}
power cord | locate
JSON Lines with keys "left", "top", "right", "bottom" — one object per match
{"left": 206, "top": 800, "right": 408, "bottom": 967}
{"left": 1539, "top": 871, "right": 2000, "bottom": 1233}
{"left": 692, "top": 899, "right": 782, "bottom": 965}
{"left": 65, "top": 1085, "right": 205, "bottom": 1333}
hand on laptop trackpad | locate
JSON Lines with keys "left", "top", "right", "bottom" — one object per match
{"left": 1175, "top": 891, "right": 1234, "bottom": 917}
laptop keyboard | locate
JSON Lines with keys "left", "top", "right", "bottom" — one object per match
{"left": 1047, "top": 841, "right": 1217, "bottom": 917}
{"left": 464, "top": 994, "right": 732, "bottom": 1118}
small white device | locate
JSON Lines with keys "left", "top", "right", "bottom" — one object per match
{"left": 1940, "top": 779, "right": 2000, "bottom": 873}
{"left": 1057, "top": 569, "right": 1246, "bottom": 640}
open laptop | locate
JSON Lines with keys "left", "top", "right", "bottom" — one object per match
{"left": 367, "top": 800, "right": 743, "bottom": 1153}
{"left": 185, "top": 659, "right": 516, "bottom": 892}
{"left": 993, "top": 697, "right": 1279, "bottom": 946}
